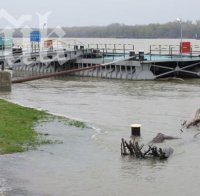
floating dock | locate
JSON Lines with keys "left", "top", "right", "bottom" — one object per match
{"left": 2, "top": 40, "right": 200, "bottom": 81}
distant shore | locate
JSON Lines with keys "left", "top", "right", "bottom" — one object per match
{"left": 7, "top": 21, "right": 200, "bottom": 39}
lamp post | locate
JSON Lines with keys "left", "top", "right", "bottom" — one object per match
{"left": 176, "top": 18, "right": 182, "bottom": 55}
{"left": 43, "top": 23, "right": 47, "bottom": 35}
{"left": 42, "top": 23, "right": 47, "bottom": 50}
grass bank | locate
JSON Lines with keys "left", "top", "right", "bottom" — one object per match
{"left": 0, "top": 99, "right": 49, "bottom": 154}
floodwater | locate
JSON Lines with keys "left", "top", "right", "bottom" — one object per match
{"left": 1, "top": 38, "right": 200, "bottom": 196}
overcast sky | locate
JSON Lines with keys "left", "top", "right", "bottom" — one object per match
{"left": 0, "top": 0, "right": 200, "bottom": 28}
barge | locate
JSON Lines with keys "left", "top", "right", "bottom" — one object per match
{"left": 2, "top": 40, "right": 200, "bottom": 80}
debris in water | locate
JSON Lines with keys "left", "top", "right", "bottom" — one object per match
{"left": 121, "top": 138, "right": 173, "bottom": 160}
{"left": 186, "top": 108, "right": 200, "bottom": 128}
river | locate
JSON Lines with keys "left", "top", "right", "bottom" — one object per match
{"left": 1, "top": 38, "right": 200, "bottom": 196}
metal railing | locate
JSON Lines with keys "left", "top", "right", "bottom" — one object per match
{"left": 149, "top": 44, "right": 200, "bottom": 58}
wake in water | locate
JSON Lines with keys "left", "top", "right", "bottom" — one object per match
{"left": 89, "top": 125, "right": 102, "bottom": 140}
{"left": 88, "top": 124, "right": 109, "bottom": 141}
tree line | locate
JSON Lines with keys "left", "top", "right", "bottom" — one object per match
{"left": 60, "top": 21, "right": 200, "bottom": 39}
{"left": 4, "top": 20, "right": 200, "bottom": 39}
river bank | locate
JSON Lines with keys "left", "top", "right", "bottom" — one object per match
{"left": 0, "top": 99, "right": 86, "bottom": 155}
{"left": 0, "top": 99, "right": 51, "bottom": 154}
{"left": 0, "top": 97, "right": 95, "bottom": 195}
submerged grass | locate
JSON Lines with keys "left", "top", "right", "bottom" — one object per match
{"left": 68, "top": 120, "right": 86, "bottom": 128}
{"left": 0, "top": 99, "right": 50, "bottom": 154}
{"left": 0, "top": 99, "right": 87, "bottom": 155}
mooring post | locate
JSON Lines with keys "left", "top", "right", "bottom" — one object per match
{"left": 0, "top": 71, "right": 11, "bottom": 92}
{"left": 1, "top": 61, "right": 4, "bottom": 71}
{"left": 131, "top": 124, "right": 141, "bottom": 137}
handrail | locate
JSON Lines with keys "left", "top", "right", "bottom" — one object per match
{"left": 149, "top": 44, "right": 200, "bottom": 58}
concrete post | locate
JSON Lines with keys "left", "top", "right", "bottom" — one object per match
{"left": 0, "top": 71, "right": 11, "bottom": 91}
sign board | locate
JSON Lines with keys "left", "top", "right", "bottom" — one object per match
{"left": 30, "top": 31, "right": 41, "bottom": 42}
{"left": 180, "top": 42, "right": 191, "bottom": 53}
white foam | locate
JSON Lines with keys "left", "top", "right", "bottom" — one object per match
{"left": 89, "top": 125, "right": 104, "bottom": 140}
{"left": 48, "top": 111, "right": 86, "bottom": 122}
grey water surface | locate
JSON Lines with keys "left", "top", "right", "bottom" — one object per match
{"left": 1, "top": 37, "right": 200, "bottom": 196}
{"left": 1, "top": 77, "right": 200, "bottom": 196}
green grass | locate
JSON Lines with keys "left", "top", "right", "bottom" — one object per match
{"left": 0, "top": 99, "right": 49, "bottom": 154}
{"left": 68, "top": 120, "right": 86, "bottom": 128}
